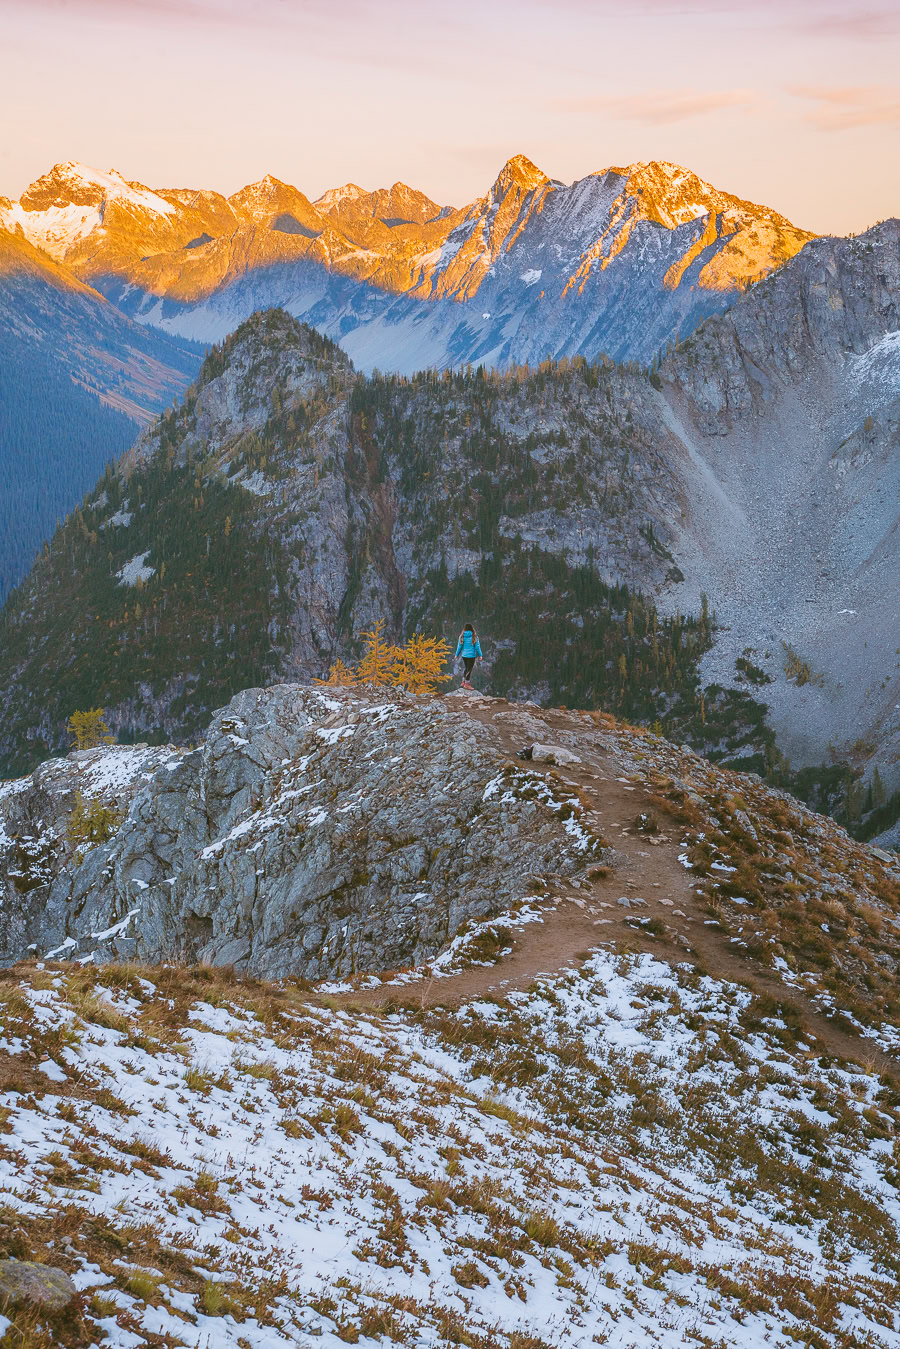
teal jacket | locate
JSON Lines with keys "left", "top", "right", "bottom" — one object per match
{"left": 455, "top": 630, "right": 482, "bottom": 659}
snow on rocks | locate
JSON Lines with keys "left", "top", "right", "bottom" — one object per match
{"left": 0, "top": 686, "right": 615, "bottom": 980}
{"left": 0, "top": 743, "right": 180, "bottom": 965}
{"left": 115, "top": 551, "right": 155, "bottom": 586}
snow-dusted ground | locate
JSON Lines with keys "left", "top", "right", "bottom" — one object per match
{"left": 1, "top": 951, "right": 898, "bottom": 1347}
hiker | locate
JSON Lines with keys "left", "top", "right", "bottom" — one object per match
{"left": 455, "top": 623, "right": 483, "bottom": 689}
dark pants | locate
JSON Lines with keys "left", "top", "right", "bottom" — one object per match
{"left": 462, "top": 657, "right": 476, "bottom": 679}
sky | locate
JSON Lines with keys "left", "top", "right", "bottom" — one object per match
{"left": 2, "top": 0, "right": 899, "bottom": 235}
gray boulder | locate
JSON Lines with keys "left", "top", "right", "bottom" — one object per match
{"left": 0, "top": 1260, "right": 77, "bottom": 1314}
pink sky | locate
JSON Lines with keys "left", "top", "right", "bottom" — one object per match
{"left": 2, "top": 0, "right": 899, "bottom": 235}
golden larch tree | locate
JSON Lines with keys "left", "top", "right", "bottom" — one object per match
{"left": 313, "top": 659, "right": 358, "bottom": 687}
{"left": 393, "top": 634, "right": 451, "bottom": 695}
{"left": 357, "top": 619, "right": 399, "bottom": 686}
{"left": 67, "top": 709, "right": 115, "bottom": 751}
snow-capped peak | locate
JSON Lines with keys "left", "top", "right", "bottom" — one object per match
{"left": 20, "top": 161, "right": 175, "bottom": 217}
{"left": 490, "top": 154, "right": 551, "bottom": 200}
{"left": 314, "top": 182, "right": 366, "bottom": 212}
{"left": 0, "top": 160, "right": 177, "bottom": 260}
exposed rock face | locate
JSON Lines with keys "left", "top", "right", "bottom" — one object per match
{"left": 659, "top": 221, "right": 900, "bottom": 779}
{"left": 0, "top": 1261, "right": 77, "bottom": 1314}
{"left": 0, "top": 687, "right": 610, "bottom": 977}
{"left": 0, "top": 155, "right": 814, "bottom": 369}
{"left": 0, "top": 744, "right": 180, "bottom": 962}
{"left": 314, "top": 181, "right": 448, "bottom": 229}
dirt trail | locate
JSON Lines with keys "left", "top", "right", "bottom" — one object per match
{"left": 329, "top": 693, "right": 898, "bottom": 1079}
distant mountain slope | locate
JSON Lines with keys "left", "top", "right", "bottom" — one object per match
{"left": 656, "top": 220, "right": 900, "bottom": 796}
{"left": 0, "top": 226, "right": 200, "bottom": 419}
{"left": 0, "top": 345, "right": 137, "bottom": 602}
{"left": 1, "top": 156, "right": 816, "bottom": 368}
{"left": 0, "top": 225, "right": 203, "bottom": 599}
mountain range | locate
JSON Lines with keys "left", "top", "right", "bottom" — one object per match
{"left": 0, "top": 153, "right": 821, "bottom": 598}
{"left": 1, "top": 212, "right": 897, "bottom": 842}
{"left": 2, "top": 154, "right": 816, "bottom": 371}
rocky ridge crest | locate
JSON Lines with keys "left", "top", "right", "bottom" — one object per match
{"left": 0, "top": 685, "right": 612, "bottom": 978}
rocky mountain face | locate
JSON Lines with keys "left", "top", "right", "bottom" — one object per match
{"left": 0, "top": 216, "right": 897, "bottom": 825}
{"left": 659, "top": 221, "right": 900, "bottom": 797}
{"left": 0, "top": 224, "right": 201, "bottom": 601}
{"left": 0, "top": 686, "right": 610, "bottom": 977}
{"left": 1, "top": 156, "right": 815, "bottom": 370}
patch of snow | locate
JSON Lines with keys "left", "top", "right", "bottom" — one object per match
{"left": 37, "top": 1059, "right": 67, "bottom": 1082}
{"left": 90, "top": 909, "right": 139, "bottom": 943}
{"left": 116, "top": 551, "right": 155, "bottom": 586}
{"left": 316, "top": 724, "right": 356, "bottom": 746}
{"left": 1, "top": 200, "right": 101, "bottom": 255}
{"left": 104, "top": 508, "right": 133, "bottom": 528}
{"left": 44, "top": 936, "right": 77, "bottom": 959}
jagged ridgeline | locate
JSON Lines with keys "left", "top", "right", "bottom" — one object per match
{"left": 0, "top": 309, "right": 719, "bottom": 776}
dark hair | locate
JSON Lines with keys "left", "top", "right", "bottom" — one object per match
{"left": 463, "top": 623, "right": 474, "bottom": 633}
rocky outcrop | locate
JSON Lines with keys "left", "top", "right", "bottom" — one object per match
{"left": 0, "top": 1261, "right": 77, "bottom": 1315}
{"left": 0, "top": 743, "right": 180, "bottom": 962}
{"left": 0, "top": 686, "right": 611, "bottom": 978}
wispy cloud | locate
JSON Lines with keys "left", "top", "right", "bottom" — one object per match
{"left": 790, "top": 6, "right": 900, "bottom": 39}
{"left": 792, "top": 85, "right": 900, "bottom": 129}
{"left": 567, "top": 89, "right": 758, "bottom": 125}
{"left": 8, "top": 0, "right": 373, "bottom": 26}
{"left": 534, "top": 0, "right": 900, "bottom": 39}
